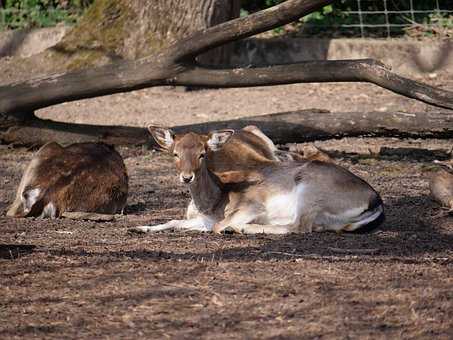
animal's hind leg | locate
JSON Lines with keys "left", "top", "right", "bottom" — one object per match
{"left": 213, "top": 202, "right": 301, "bottom": 234}
{"left": 212, "top": 204, "right": 264, "bottom": 234}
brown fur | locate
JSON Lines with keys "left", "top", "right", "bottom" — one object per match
{"left": 207, "top": 126, "right": 278, "bottom": 173}
{"left": 288, "top": 144, "right": 333, "bottom": 163}
{"left": 429, "top": 160, "right": 453, "bottom": 211}
{"left": 7, "top": 142, "right": 128, "bottom": 218}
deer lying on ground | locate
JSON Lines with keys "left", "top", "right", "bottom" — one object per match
{"left": 429, "top": 159, "right": 453, "bottom": 213}
{"left": 7, "top": 142, "right": 128, "bottom": 218}
{"left": 130, "top": 127, "right": 383, "bottom": 234}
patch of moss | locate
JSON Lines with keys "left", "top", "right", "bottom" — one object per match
{"left": 65, "top": 50, "right": 109, "bottom": 71}
{"left": 143, "top": 32, "right": 166, "bottom": 58}
{"left": 49, "top": 0, "right": 133, "bottom": 70}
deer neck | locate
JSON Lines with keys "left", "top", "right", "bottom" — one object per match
{"left": 189, "top": 162, "right": 223, "bottom": 215}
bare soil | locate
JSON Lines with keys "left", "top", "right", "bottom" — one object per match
{"left": 1, "top": 73, "right": 453, "bottom": 339}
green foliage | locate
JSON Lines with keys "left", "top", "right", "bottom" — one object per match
{"left": 241, "top": 0, "right": 452, "bottom": 37}
{"left": 1, "top": 0, "right": 451, "bottom": 37}
{"left": 427, "top": 12, "right": 453, "bottom": 28}
{"left": 0, "top": 0, "right": 92, "bottom": 30}
{"left": 404, "top": 12, "right": 453, "bottom": 38}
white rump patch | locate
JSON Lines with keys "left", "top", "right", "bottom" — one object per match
{"left": 325, "top": 206, "right": 368, "bottom": 221}
{"left": 343, "top": 205, "right": 384, "bottom": 231}
{"left": 321, "top": 204, "right": 384, "bottom": 232}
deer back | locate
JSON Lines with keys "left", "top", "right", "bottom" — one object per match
{"left": 7, "top": 142, "right": 128, "bottom": 217}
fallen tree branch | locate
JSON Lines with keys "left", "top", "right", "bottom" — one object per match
{"left": 1, "top": 0, "right": 453, "bottom": 119}
{"left": 172, "top": 60, "right": 453, "bottom": 109}
{"left": 2, "top": 110, "right": 451, "bottom": 147}
{"left": 0, "top": 0, "right": 333, "bottom": 115}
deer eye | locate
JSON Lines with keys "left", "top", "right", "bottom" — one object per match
{"left": 173, "top": 153, "right": 179, "bottom": 159}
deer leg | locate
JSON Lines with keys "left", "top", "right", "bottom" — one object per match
{"left": 213, "top": 204, "right": 264, "bottom": 234}
{"left": 129, "top": 217, "right": 214, "bottom": 234}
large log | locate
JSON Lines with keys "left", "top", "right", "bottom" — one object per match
{"left": 177, "top": 110, "right": 453, "bottom": 144}
{"left": 2, "top": 110, "right": 451, "bottom": 147}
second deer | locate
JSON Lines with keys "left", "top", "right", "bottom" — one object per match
{"left": 429, "top": 159, "right": 453, "bottom": 213}
{"left": 7, "top": 142, "right": 128, "bottom": 218}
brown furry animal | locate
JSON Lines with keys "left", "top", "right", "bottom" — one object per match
{"left": 7, "top": 142, "right": 128, "bottom": 218}
{"left": 131, "top": 127, "right": 383, "bottom": 234}
{"left": 429, "top": 160, "right": 453, "bottom": 212}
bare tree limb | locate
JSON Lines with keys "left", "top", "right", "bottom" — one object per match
{"left": 0, "top": 0, "right": 452, "bottom": 128}
{"left": 0, "top": 59, "right": 184, "bottom": 114}
{"left": 172, "top": 60, "right": 453, "bottom": 109}
{"left": 0, "top": 0, "right": 333, "bottom": 115}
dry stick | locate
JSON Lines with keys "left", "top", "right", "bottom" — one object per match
{"left": 61, "top": 212, "right": 117, "bottom": 221}
{"left": 327, "top": 247, "right": 379, "bottom": 255}
{"left": 0, "top": 0, "right": 453, "bottom": 120}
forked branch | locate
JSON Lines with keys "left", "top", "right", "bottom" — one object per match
{"left": 172, "top": 60, "right": 453, "bottom": 109}
{"left": 0, "top": 0, "right": 452, "bottom": 120}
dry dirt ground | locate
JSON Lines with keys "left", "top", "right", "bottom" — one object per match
{"left": 1, "top": 74, "right": 453, "bottom": 339}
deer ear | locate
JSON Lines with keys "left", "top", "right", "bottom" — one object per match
{"left": 207, "top": 129, "right": 234, "bottom": 151}
{"left": 148, "top": 126, "right": 175, "bottom": 151}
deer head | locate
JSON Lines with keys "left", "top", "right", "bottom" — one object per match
{"left": 148, "top": 126, "right": 234, "bottom": 184}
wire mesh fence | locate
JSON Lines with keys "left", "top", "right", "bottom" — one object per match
{"left": 302, "top": 0, "right": 453, "bottom": 38}
{"left": 346, "top": 0, "right": 452, "bottom": 37}
{"left": 1, "top": 1, "right": 452, "bottom": 38}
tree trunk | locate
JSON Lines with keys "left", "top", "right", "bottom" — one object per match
{"left": 2, "top": 110, "right": 451, "bottom": 147}
{"left": 55, "top": 0, "right": 240, "bottom": 66}
{"left": 0, "top": 0, "right": 240, "bottom": 86}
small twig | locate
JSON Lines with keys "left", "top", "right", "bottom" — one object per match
{"left": 327, "top": 247, "right": 379, "bottom": 255}
{"left": 266, "top": 251, "right": 303, "bottom": 257}
{"left": 61, "top": 211, "right": 116, "bottom": 221}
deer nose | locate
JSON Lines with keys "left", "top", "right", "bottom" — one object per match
{"left": 180, "top": 173, "right": 194, "bottom": 184}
